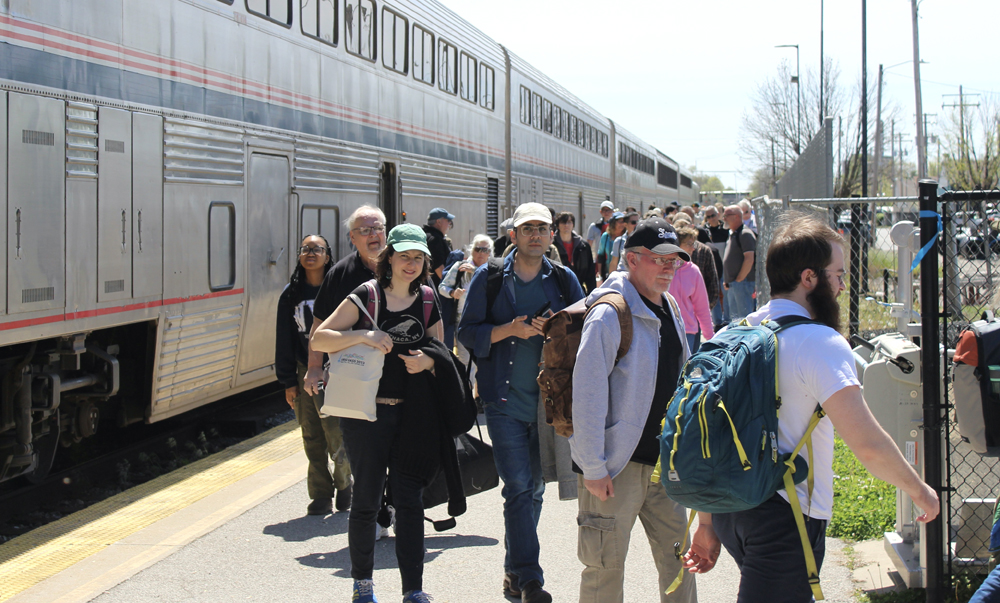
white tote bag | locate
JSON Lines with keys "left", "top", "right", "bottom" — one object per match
{"left": 320, "top": 290, "right": 384, "bottom": 422}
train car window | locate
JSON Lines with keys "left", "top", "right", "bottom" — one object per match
{"left": 531, "top": 92, "right": 541, "bottom": 130}
{"left": 381, "top": 8, "right": 407, "bottom": 74}
{"left": 602, "top": 133, "right": 609, "bottom": 157}
{"left": 552, "top": 104, "right": 561, "bottom": 138}
{"left": 412, "top": 24, "right": 434, "bottom": 85}
{"left": 301, "top": 0, "right": 337, "bottom": 46}
{"left": 218, "top": 0, "right": 234, "bottom": 4}
{"left": 543, "top": 99, "right": 552, "bottom": 134}
{"left": 479, "top": 63, "right": 494, "bottom": 111}
{"left": 576, "top": 119, "right": 584, "bottom": 147}
{"left": 246, "top": 0, "right": 292, "bottom": 26}
{"left": 519, "top": 86, "right": 530, "bottom": 124}
{"left": 586, "top": 124, "right": 593, "bottom": 152}
{"left": 569, "top": 114, "right": 577, "bottom": 144}
{"left": 459, "top": 52, "right": 476, "bottom": 103}
{"left": 345, "top": 0, "right": 376, "bottom": 61}
{"left": 438, "top": 39, "right": 458, "bottom": 94}
{"left": 561, "top": 109, "right": 570, "bottom": 141}
{"left": 209, "top": 202, "right": 236, "bottom": 291}
{"left": 657, "top": 162, "right": 678, "bottom": 188}
{"left": 680, "top": 174, "right": 693, "bottom": 188}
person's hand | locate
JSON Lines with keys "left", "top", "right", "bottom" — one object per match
{"left": 911, "top": 483, "right": 940, "bottom": 523}
{"left": 723, "top": 282, "right": 730, "bottom": 290}
{"left": 735, "top": 277, "right": 744, "bottom": 283}
{"left": 529, "top": 315, "right": 549, "bottom": 333}
{"left": 459, "top": 262, "right": 476, "bottom": 273}
{"left": 453, "top": 288, "right": 466, "bottom": 299}
{"left": 284, "top": 386, "right": 298, "bottom": 408}
{"left": 364, "top": 330, "right": 393, "bottom": 354}
{"left": 303, "top": 366, "right": 324, "bottom": 396}
{"left": 683, "top": 523, "right": 722, "bottom": 573}
{"left": 509, "top": 316, "right": 543, "bottom": 339}
{"left": 584, "top": 475, "right": 614, "bottom": 501}
{"left": 400, "top": 349, "right": 435, "bottom": 373}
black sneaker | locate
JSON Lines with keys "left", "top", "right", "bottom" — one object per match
{"left": 307, "top": 498, "right": 332, "bottom": 516}
{"left": 519, "top": 581, "right": 551, "bottom": 603}
{"left": 502, "top": 573, "right": 521, "bottom": 598}
{"left": 336, "top": 483, "right": 353, "bottom": 512}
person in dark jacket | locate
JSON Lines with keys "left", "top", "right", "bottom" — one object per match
{"left": 423, "top": 207, "right": 454, "bottom": 286}
{"left": 554, "top": 211, "right": 596, "bottom": 293}
{"left": 275, "top": 235, "right": 353, "bottom": 517}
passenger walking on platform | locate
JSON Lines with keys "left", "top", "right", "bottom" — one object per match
{"left": 439, "top": 234, "right": 494, "bottom": 376}
{"left": 459, "top": 203, "right": 585, "bottom": 603}
{"left": 608, "top": 210, "right": 639, "bottom": 273}
{"left": 586, "top": 200, "right": 614, "bottom": 260}
{"left": 596, "top": 212, "right": 624, "bottom": 281}
{"left": 276, "top": 235, "right": 353, "bottom": 517}
{"left": 703, "top": 207, "right": 729, "bottom": 327}
{"left": 423, "top": 207, "right": 455, "bottom": 285}
{"left": 312, "top": 224, "right": 453, "bottom": 603}
{"left": 570, "top": 218, "right": 710, "bottom": 603}
{"left": 554, "top": 212, "right": 596, "bottom": 293}
{"left": 670, "top": 227, "right": 715, "bottom": 353}
{"left": 696, "top": 216, "right": 939, "bottom": 603}
{"left": 721, "top": 205, "right": 756, "bottom": 322}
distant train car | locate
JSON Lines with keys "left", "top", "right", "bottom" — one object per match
{"left": 0, "top": 0, "right": 696, "bottom": 482}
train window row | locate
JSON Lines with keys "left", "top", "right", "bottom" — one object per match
{"left": 236, "top": 0, "right": 495, "bottom": 111}
{"left": 657, "top": 161, "right": 678, "bottom": 188}
{"left": 618, "top": 142, "right": 654, "bottom": 176}
{"left": 519, "top": 86, "right": 608, "bottom": 158}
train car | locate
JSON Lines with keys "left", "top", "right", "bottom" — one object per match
{"left": 652, "top": 150, "right": 700, "bottom": 207}
{"left": 613, "top": 124, "right": 660, "bottom": 212}
{"left": 0, "top": 0, "right": 694, "bottom": 483}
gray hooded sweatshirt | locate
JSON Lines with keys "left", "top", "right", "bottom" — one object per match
{"left": 568, "top": 271, "right": 689, "bottom": 481}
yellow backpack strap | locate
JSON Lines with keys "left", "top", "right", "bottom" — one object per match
{"left": 781, "top": 405, "right": 827, "bottom": 601}
{"left": 665, "top": 508, "right": 699, "bottom": 595}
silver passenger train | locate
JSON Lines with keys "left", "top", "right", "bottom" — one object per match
{"left": 0, "top": 0, "right": 699, "bottom": 482}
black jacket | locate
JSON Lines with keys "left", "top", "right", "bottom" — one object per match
{"left": 398, "top": 338, "right": 476, "bottom": 518}
{"left": 555, "top": 233, "right": 597, "bottom": 293}
{"left": 274, "top": 282, "right": 320, "bottom": 389}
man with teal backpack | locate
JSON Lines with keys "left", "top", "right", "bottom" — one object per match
{"left": 662, "top": 215, "right": 939, "bottom": 602}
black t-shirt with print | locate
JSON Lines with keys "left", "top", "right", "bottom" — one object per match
{"left": 631, "top": 295, "right": 683, "bottom": 466}
{"left": 350, "top": 283, "right": 441, "bottom": 399}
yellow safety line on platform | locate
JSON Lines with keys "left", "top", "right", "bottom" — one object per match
{"left": 0, "top": 420, "right": 301, "bottom": 602}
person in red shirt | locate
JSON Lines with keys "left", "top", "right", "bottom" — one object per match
{"left": 554, "top": 212, "right": 596, "bottom": 293}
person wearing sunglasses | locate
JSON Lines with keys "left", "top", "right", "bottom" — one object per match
{"left": 439, "top": 234, "right": 494, "bottom": 375}
{"left": 703, "top": 206, "right": 730, "bottom": 327}
{"left": 608, "top": 211, "right": 640, "bottom": 273}
{"left": 275, "top": 234, "right": 354, "bottom": 517}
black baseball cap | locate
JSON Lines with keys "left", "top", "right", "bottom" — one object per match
{"left": 624, "top": 218, "right": 690, "bottom": 261}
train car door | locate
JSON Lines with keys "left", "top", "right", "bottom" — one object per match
{"left": 132, "top": 113, "right": 163, "bottom": 298}
{"left": 238, "top": 152, "right": 291, "bottom": 376}
{"left": 97, "top": 107, "right": 132, "bottom": 302}
{"left": 7, "top": 93, "right": 65, "bottom": 315}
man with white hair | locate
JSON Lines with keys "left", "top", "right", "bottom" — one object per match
{"left": 739, "top": 199, "right": 758, "bottom": 234}
{"left": 587, "top": 200, "right": 614, "bottom": 260}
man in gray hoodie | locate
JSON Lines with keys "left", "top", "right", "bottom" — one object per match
{"left": 569, "top": 219, "right": 720, "bottom": 603}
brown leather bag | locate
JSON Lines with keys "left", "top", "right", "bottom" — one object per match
{"left": 537, "top": 293, "right": 632, "bottom": 437}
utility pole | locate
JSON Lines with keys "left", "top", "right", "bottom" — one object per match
{"left": 820, "top": 0, "right": 825, "bottom": 126}
{"left": 873, "top": 64, "right": 884, "bottom": 196}
{"left": 943, "top": 86, "right": 981, "bottom": 178}
{"left": 911, "top": 0, "right": 926, "bottom": 179}
{"left": 890, "top": 119, "right": 896, "bottom": 196}
{"left": 861, "top": 0, "right": 868, "bottom": 197}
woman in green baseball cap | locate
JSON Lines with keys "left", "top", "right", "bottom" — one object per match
{"left": 311, "top": 222, "right": 443, "bottom": 603}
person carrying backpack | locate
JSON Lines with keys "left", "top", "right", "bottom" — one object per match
{"left": 685, "top": 215, "right": 938, "bottom": 603}
{"left": 458, "top": 202, "right": 584, "bottom": 603}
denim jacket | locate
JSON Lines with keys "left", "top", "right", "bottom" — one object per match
{"left": 458, "top": 250, "right": 585, "bottom": 409}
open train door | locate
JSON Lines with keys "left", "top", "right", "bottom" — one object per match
{"left": 237, "top": 152, "right": 291, "bottom": 378}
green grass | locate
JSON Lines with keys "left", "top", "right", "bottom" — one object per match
{"left": 829, "top": 435, "right": 896, "bottom": 541}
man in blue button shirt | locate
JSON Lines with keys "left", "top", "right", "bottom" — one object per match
{"left": 459, "top": 202, "right": 584, "bottom": 603}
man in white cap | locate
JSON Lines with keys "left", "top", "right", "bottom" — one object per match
{"left": 459, "top": 202, "right": 584, "bottom": 603}
{"left": 587, "top": 200, "right": 615, "bottom": 260}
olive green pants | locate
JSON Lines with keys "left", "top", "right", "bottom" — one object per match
{"left": 293, "top": 363, "right": 352, "bottom": 499}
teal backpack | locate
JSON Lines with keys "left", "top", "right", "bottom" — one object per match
{"left": 655, "top": 316, "right": 828, "bottom": 601}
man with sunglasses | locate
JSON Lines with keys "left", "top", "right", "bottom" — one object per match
{"left": 459, "top": 202, "right": 584, "bottom": 603}
{"left": 570, "top": 218, "right": 712, "bottom": 603}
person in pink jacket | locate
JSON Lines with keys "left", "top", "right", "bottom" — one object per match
{"left": 669, "top": 228, "right": 715, "bottom": 352}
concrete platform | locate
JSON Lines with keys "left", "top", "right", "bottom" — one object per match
{"left": 1, "top": 418, "right": 897, "bottom": 602}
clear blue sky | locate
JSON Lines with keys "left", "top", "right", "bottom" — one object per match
{"left": 438, "top": 0, "right": 998, "bottom": 191}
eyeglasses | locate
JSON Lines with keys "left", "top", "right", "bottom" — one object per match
{"left": 351, "top": 225, "right": 386, "bottom": 237}
{"left": 517, "top": 224, "right": 551, "bottom": 237}
{"left": 299, "top": 246, "right": 328, "bottom": 256}
{"left": 634, "top": 251, "right": 681, "bottom": 268}
{"left": 704, "top": 213, "right": 718, "bottom": 218}
{"left": 473, "top": 246, "right": 491, "bottom": 253}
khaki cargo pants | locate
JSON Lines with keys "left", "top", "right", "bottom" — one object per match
{"left": 293, "top": 363, "right": 352, "bottom": 499}
{"left": 577, "top": 461, "right": 697, "bottom": 603}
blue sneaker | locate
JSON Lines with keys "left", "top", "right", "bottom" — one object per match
{"left": 401, "top": 590, "right": 433, "bottom": 603}
{"left": 352, "top": 579, "right": 378, "bottom": 603}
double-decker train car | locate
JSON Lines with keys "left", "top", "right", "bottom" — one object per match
{"left": 0, "top": 0, "right": 698, "bottom": 483}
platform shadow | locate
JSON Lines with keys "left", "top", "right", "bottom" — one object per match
{"left": 262, "top": 510, "right": 350, "bottom": 541}
{"left": 301, "top": 532, "right": 499, "bottom": 578}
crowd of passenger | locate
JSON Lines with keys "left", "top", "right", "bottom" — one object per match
{"left": 273, "top": 199, "right": 941, "bottom": 603}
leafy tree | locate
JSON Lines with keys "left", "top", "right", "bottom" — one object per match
{"left": 939, "top": 96, "right": 999, "bottom": 190}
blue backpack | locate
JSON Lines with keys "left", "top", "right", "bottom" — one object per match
{"left": 656, "top": 315, "right": 827, "bottom": 601}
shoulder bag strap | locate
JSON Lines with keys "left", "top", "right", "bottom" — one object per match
{"left": 420, "top": 285, "right": 435, "bottom": 326}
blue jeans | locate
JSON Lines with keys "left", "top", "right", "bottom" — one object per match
{"left": 970, "top": 565, "right": 1000, "bottom": 603}
{"left": 686, "top": 332, "right": 701, "bottom": 354}
{"left": 726, "top": 280, "right": 756, "bottom": 322}
{"left": 484, "top": 405, "right": 545, "bottom": 585}
{"left": 712, "top": 276, "right": 728, "bottom": 326}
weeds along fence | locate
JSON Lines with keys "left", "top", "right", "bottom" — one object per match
{"left": 756, "top": 183, "right": 1000, "bottom": 603}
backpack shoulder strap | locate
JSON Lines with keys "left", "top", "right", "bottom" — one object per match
{"left": 420, "top": 285, "right": 435, "bottom": 327}
{"left": 551, "top": 262, "right": 571, "bottom": 305}
{"left": 484, "top": 256, "right": 505, "bottom": 321}
{"left": 764, "top": 315, "right": 821, "bottom": 333}
{"left": 586, "top": 292, "right": 633, "bottom": 363}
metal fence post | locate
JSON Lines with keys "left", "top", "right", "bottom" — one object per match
{"left": 850, "top": 201, "right": 862, "bottom": 337}
{"left": 918, "top": 179, "right": 944, "bottom": 602}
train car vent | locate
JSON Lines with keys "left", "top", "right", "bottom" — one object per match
{"left": 22, "top": 130, "right": 55, "bottom": 146}
{"left": 104, "top": 279, "right": 125, "bottom": 294}
{"left": 487, "top": 178, "right": 499, "bottom": 238}
{"left": 105, "top": 140, "right": 126, "bottom": 153}
{"left": 22, "top": 287, "right": 55, "bottom": 303}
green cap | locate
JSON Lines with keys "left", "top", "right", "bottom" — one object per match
{"left": 386, "top": 223, "right": 430, "bottom": 255}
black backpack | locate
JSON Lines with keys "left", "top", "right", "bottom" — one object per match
{"left": 953, "top": 313, "right": 1000, "bottom": 456}
{"left": 482, "top": 256, "right": 572, "bottom": 322}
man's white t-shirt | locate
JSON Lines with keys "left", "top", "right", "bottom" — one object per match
{"left": 745, "top": 299, "right": 860, "bottom": 520}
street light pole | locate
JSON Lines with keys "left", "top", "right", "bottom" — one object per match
{"left": 776, "top": 44, "right": 801, "bottom": 154}
{"left": 820, "top": 0, "right": 825, "bottom": 126}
